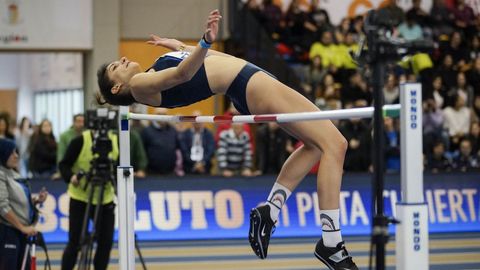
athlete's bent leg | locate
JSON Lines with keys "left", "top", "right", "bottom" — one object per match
{"left": 246, "top": 72, "right": 358, "bottom": 269}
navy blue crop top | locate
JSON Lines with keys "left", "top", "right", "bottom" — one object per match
{"left": 149, "top": 51, "right": 213, "bottom": 108}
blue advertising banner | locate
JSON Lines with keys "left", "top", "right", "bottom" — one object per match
{"left": 30, "top": 173, "right": 480, "bottom": 243}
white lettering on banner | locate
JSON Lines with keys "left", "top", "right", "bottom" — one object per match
{"left": 312, "top": 192, "right": 321, "bottom": 226}
{"left": 214, "top": 190, "right": 244, "bottom": 229}
{"left": 425, "top": 190, "right": 436, "bottom": 223}
{"left": 350, "top": 191, "right": 369, "bottom": 225}
{"left": 296, "top": 192, "right": 313, "bottom": 227}
{"left": 58, "top": 194, "right": 69, "bottom": 232}
{"left": 434, "top": 189, "right": 450, "bottom": 223}
{"left": 181, "top": 191, "right": 214, "bottom": 229}
{"left": 413, "top": 212, "right": 421, "bottom": 251}
{"left": 134, "top": 210, "right": 152, "bottom": 231}
{"left": 448, "top": 189, "right": 468, "bottom": 222}
{"left": 280, "top": 205, "right": 290, "bottom": 227}
{"left": 149, "top": 192, "right": 181, "bottom": 230}
{"left": 339, "top": 191, "right": 350, "bottom": 226}
{"left": 35, "top": 195, "right": 57, "bottom": 232}
{"left": 463, "top": 189, "right": 477, "bottom": 221}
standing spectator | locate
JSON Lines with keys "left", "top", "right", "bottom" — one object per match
{"left": 28, "top": 119, "right": 57, "bottom": 178}
{"left": 307, "top": 0, "right": 333, "bottom": 38}
{"left": 141, "top": 108, "right": 181, "bottom": 175}
{"left": 443, "top": 94, "right": 471, "bottom": 151}
{"left": 0, "top": 114, "right": 14, "bottom": 140}
{"left": 14, "top": 117, "right": 33, "bottom": 178}
{"left": 338, "top": 118, "right": 372, "bottom": 172}
{"left": 0, "top": 138, "right": 48, "bottom": 270}
{"left": 254, "top": 122, "right": 292, "bottom": 175}
{"left": 284, "top": 0, "right": 316, "bottom": 56}
{"left": 384, "top": 117, "right": 401, "bottom": 172}
{"left": 57, "top": 114, "right": 85, "bottom": 164}
{"left": 452, "top": 138, "right": 479, "bottom": 171}
{"left": 425, "top": 140, "right": 452, "bottom": 173}
{"left": 217, "top": 123, "right": 253, "bottom": 177}
{"left": 179, "top": 111, "right": 215, "bottom": 174}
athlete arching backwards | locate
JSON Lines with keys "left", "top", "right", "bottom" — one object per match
{"left": 96, "top": 9, "right": 357, "bottom": 270}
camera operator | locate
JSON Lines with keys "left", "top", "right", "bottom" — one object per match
{"left": 59, "top": 128, "right": 118, "bottom": 270}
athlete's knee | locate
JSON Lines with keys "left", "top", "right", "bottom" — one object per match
{"left": 320, "top": 132, "right": 347, "bottom": 160}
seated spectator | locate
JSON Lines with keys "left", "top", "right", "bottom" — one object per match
{"left": 309, "top": 31, "right": 342, "bottom": 69}
{"left": 466, "top": 57, "right": 480, "bottom": 96}
{"left": 141, "top": 108, "right": 182, "bottom": 175}
{"left": 217, "top": 123, "right": 253, "bottom": 177}
{"left": 466, "top": 122, "right": 480, "bottom": 155}
{"left": 452, "top": 138, "right": 479, "bottom": 172}
{"left": 397, "top": 12, "right": 424, "bottom": 41}
{"left": 384, "top": 117, "right": 401, "bottom": 172}
{"left": 383, "top": 73, "right": 400, "bottom": 104}
{"left": 469, "top": 35, "right": 480, "bottom": 61}
{"left": 451, "top": 0, "right": 476, "bottom": 36}
{"left": 179, "top": 111, "right": 215, "bottom": 174}
{"left": 443, "top": 94, "right": 471, "bottom": 151}
{"left": 0, "top": 114, "right": 14, "bottom": 140}
{"left": 435, "top": 54, "right": 458, "bottom": 92}
{"left": 430, "top": 76, "right": 447, "bottom": 108}
{"left": 453, "top": 72, "right": 474, "bottom": 107}
{"left": 14, "top": 117, "right": 33, "bottom": 178}
{"left": 440, "top": 31, "right": 470, "bottom": 70}
{"left": 430, "top": 0, "right": 454, "bottom": 38}
{"left": 130, "top": 129, "right": 148, "bottom": 178}
{"left": 378, "top": 0, "right": 405, "bottom": 25}
{"left": 339, "top": 32, "right": 359, "bottom": 70}
{"left": 406, "top": 0, "right": 430, "bottom": 28}
{"left": 215, "top": 102, "right": 254, "bottom": 150}
{"left": 340, "top": 71, "right": 371, "bottom": 107}
{"left": 425, "top": 140, "right": 452, "bottom": 173}
{"left": 254, "top": 122, "right": 292, "bottom": 175}
{"left": 301, "top": 55, "right": 328, "bottom": 102}
{"left": 338, "top": 117, "right": 372, "bottom": 172}
{"left": 423, "top": 98, "right": 449, "bottom": 153}
{"left": 28, "top": 119, "right": 57, "bottom": 178}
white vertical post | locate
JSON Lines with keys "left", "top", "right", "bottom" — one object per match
{"left": 396, "top": 83, "right": 429, "bottom": 270}
{"left": 117, "top": 106, "right": 135, "bottom": 270}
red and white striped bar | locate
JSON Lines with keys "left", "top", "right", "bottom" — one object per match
{"left": 128, "top": 104, "right": 401, "bottom": 123}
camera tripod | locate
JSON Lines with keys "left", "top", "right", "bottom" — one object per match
{"left": 76, "top": 176, "right": 147, "bottom": 270}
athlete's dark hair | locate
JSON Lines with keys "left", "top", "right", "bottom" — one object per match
{"left": 96, "top": 63, "right": 136, "bottom": 106}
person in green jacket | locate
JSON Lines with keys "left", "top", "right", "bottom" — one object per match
{"left": 57, "top": 114, "right": 85, "bottom": 164}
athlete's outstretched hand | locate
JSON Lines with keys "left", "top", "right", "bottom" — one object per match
{"left": 147, "top": 35, "right": 183, "bottom": 51}
{"left": 204, "top": 9, "right": 222, "bottom": 43}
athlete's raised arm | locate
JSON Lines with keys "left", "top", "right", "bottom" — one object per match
{"left": 147, "top": 34, "right": 233, "bottom": 58}
{"left": 130, "top": 9, "right": 222, "bottom": 94}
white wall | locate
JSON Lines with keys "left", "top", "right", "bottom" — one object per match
{"left": 0, "top": 54, "right": 19, "bottom": 89}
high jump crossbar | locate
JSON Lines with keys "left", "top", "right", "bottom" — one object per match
{"left": 127, "top": 104, "right": 401, "bottom": 123}
{"left": 117, "top": 84, "right": 428, "bottom": 270}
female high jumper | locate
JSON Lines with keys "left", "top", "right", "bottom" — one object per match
{"left": 96, "top": 9, "right": 357, "bottom": 270}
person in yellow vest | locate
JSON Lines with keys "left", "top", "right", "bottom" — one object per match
{"left": 58, "top": 129, "right": 118, "bottom": 270}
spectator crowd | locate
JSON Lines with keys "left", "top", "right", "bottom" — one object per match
{"left": 1, "top": 0, "right": 480, "bottom": 177}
